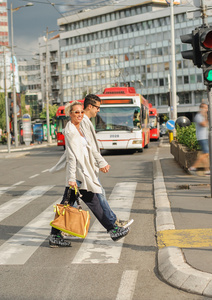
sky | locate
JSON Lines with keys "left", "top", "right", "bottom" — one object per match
{"left": 7, "top": 0, "right": 111, "bottom": 59}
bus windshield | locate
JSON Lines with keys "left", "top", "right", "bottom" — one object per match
{"left": 56, "top": 117, "right": 69, "bottom": 133}
{"left": 95, "top": 106, "right": 141, "bottom": 132}
{"left": 149, "top": 116, "right": 157, "bottom": 129}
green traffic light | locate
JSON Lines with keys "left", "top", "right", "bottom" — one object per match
{"left": 207, "top": 70, "right": 212, "bottom": 82}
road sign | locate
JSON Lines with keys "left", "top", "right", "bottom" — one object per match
{"left": 166, "top": 120, "right": 175, "bottom": 131}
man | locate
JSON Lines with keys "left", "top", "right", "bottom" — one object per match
{"left": 81, "top": 94, "right": 134, "bottom": 228}
{"left": 188, "top": 103, "right": 210, "bottom": 175}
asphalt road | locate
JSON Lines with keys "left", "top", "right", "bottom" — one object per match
{"left": 0, "top": 142, "right": 207, "bottom": 300}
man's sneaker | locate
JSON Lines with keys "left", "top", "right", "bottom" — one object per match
{"left": 49, "top": 234, "right": 72, "bottom": 248}
{"left": 109, "top": 226, "right": 129, "bottom": 241}
{"left": 115, "top": 219, "right": 134, "bottom": 228}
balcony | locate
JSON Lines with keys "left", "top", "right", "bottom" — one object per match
{"left": 50, "top": 56, "right": 58, "bottom": 62}
{"left": 51, "top": 70, "right": 59, "bottom": 76}
{"left": 51, "top": 83, "right": 60, "bottom": 90}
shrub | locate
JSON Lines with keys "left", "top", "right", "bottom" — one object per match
{"left": 175, "top": 123, "right": 200, "bottom": 151}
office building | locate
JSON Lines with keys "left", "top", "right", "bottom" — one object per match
{"left": 38, "top": 34, "right": 62, "bottom": 107}
{"left": 18, "top": 58, "right": 42, "bottom": 119}
{"left": 57, "top": 0, "right": 212, "bottom": 120}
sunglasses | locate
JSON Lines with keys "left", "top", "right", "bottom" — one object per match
{"left": 71, "top": 110, "right": 84, "bottom": 115}
{"left": 92, "top": 104, "right": 100, "bottom": 110}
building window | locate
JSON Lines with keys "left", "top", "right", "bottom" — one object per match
{"left": 159, "top": 78, "right": 164, "bottom": 86}
{"left": 197, "top": 74, "right": 203, "bottom": 83}
{"left": 190, "top": 74, "right": 195, "bottom": 84}
{"left": 184, "top": 76, "right": 189, "bottom": 84}
{"left": 178, "top": 92, "right": 191, "bottom": 104}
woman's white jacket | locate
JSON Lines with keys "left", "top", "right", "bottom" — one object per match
{"left": 64, "top": 121, "right": 102, "bottom": 194}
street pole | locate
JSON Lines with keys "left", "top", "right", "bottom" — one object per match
{"left": 3, "top": 47, "right": 10, "bottom": 153}
{"left": 45, "top": 27, "right": 51, "bottom": 143}
{"left": 170, "top": 0, "right": 177, "bottom": 122}
{"left": 208, "top": 87, "right": 212, "bottom": 197}
{"left": 11, "top": 3, "right": 18, "bottom": 147}
{"left": 168, "top": 74, "right": 171, "bottom": 119}
{"left": 200, "top": 0, "right": 212, "bottom": 197}
{"left": 9, "top": 3, "right": 34, "bottom": 148}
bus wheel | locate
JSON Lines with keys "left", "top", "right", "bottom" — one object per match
{"left": 63, "top": 145, "right": 66, "bottom": 150}
{"left": 137, "top": 148, "right": 143, "bottom": 153}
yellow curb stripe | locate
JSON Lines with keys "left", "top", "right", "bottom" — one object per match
{"left": 157, "top": 228, "right": 212, "bottom": 249}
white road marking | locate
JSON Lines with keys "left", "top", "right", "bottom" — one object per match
{"left": 0, "top": 185, "right": 54, "bottom": 222}
{"left": 0, "top": 182, "right": 25, "bottom": 197}
{"left": 154, "top": 148, "right": 159, "bottom": 161}
{"left": 42, "top": 169, "right": 49, "bottom": 173}
{"left": 116, "top": 270, "right": 138, "bottom": 300}
{"left": 72, "top": 182, "right": 137, "bottom": 264}
{"left": 13, "top": 181, "right": 25, "bottom": 186}
{"left": 0, "top": 198, "right": 60, "bottom": 265}
{"left": 29, "top": 174, "right": 39, "bottom": 179}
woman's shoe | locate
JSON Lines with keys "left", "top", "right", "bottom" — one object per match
{"left": 188, "top": 167, "right": 197, "bottom": 175}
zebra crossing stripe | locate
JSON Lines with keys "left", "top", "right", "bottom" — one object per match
{"left": 0, "top": 198, "right": 60, "bottom": 265}
{"left": 72, "top": 182, "right": 137, "bottom": 264}
{"left": 0, "top": 185, "right": 54, "bottom": 222}
{"left": 0, "top": 182, "right": 25, "bottom": 197}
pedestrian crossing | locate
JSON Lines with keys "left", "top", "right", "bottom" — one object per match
{"left": 0, "top": 182, "right": 136, "bottom": 265}
{"left": 0, "top": 186, "right": 54, "bottom": 222}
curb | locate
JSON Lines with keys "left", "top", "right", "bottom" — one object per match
{"left": 154, "top": 159, "right": 212, "bottom": 297}
{"left": 0, "top": 152, "right": 31, "bottom": 159}
{"left": 0, "top": 142, "right": 57, "bottom": 153}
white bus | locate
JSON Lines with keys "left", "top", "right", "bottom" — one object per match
{"left": 94, "top": 87, "right": 150, "bottom": 152}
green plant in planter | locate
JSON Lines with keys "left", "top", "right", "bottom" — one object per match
{"left": 175, "top": 123, "right": 200, "bottom": 151}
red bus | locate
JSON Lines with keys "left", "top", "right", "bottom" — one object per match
{"left": 149, "top": 104, "right": 160, "bottom": 140}
{"left": 56, "top": 100, "right": 84, "bottom": 149}
{"left": 56, "top": 87, "right": 150, "bottom": 152}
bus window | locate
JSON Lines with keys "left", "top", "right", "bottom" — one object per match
{"left": 133, "top": 110, "right": 141, "bottom": 128}
{"left": 95, "top": 106, "right": 141, "bottom": 131}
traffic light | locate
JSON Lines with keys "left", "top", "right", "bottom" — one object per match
{"left": 180, "top": 28, "right": 202, "bottom": 68}
{"left": 198, "top": 26, "right": 212, "bottom": 87}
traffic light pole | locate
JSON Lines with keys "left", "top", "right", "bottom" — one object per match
{"left": 207, "top": 87, "right": 212, "bottom": 197}
{"left": 200, "top": 0, "right": 212, "bottom": 197}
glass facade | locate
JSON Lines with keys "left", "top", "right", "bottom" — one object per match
{"left": 59, "top": 1, "right": 212, "bottom": 117}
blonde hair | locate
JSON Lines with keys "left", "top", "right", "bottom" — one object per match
{"left": 64, "top": 101, "right": 83, "bottom": 117}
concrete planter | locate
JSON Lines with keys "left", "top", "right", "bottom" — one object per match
{"left": 170, "top": 141, "right": 198, "bottom": 170}
{"left": 170, "top": 140, "right": 179, "bottom": 163}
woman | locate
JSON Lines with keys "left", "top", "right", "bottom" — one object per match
{"left": 49, "top": 101, "right": 129, "bottom": 247}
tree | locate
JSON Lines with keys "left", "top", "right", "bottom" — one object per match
{"left": 20, "top": 94, "right": 33, "bottom": 117}
{"left": 39, "top": 104, "right": 58, "bottom": 121}
{"left": 0, "top": 93, "right": 6, "bottom": 131}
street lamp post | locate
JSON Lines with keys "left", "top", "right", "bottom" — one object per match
{"left": 10, "top": 2, "right": 33, "bottom": 147}
{"left": 3, "top": 47, "right": 10, "bottom": 153}
{"left": 45, "top": 27, "right": 51, "bottom": 144}
{"left": 170, "top": 0, "right": 177, "bottom": 121}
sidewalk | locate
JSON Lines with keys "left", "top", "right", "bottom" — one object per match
{"left": 0, "top": 141, "right": 57, "bottom": 158}
{"left": 155, "top": 137, "right": 212, "bottom": 297}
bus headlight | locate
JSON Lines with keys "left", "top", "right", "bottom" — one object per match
{"left": 132, "top": 140, "right": 142, "bottom": 144}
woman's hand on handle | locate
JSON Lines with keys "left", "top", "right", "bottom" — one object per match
{"left": 68, "top": 181, "right": 77, "bottom": 189}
